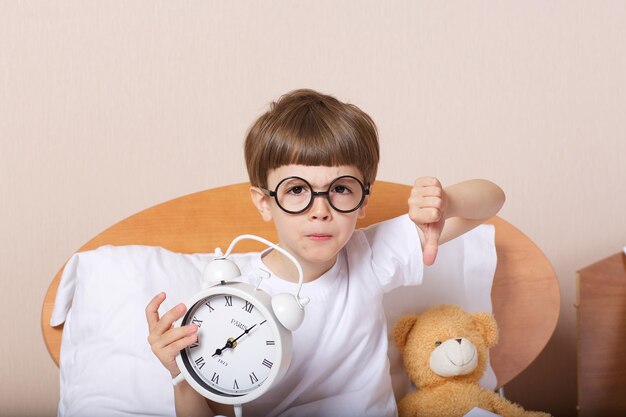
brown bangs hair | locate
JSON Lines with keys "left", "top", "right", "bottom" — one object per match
{"left": 244, "top": 89, "right": 380, "bottom": 188}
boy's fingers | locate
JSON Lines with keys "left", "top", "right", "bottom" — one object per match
{"left": 414, "top": 177, "right": 441, "bottom": 188}
{"left": 154, "top": 303, "right": 188, "bottom": 335}
{"left": 423, "top": 241, "right": 438, "bottom": 266}
{"left": 409, "top": 192, "right": 442, "bottom": 208}
{"left": 167, "top": 333, "right": 199, "bottom": 356}
{"left": 410, "top": 207, "right": 442, "bottom": 225}
{"left": 411, "top": 185, "right": 443, "bottom": 199}
{"left": 146, "top": 292, "right": 166, "bottom": 330}
{"left": 418, "top": 197, "right": 443, "bottom": 211}
{"left": 153, "top": 324, "right": 198, "bottom": 350}
{"left": 423, "top": 223, "right": 442, "bottom": 266}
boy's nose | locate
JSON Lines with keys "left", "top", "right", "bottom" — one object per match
{"left": 308, "top": 195, "right": 331, "bottom": 220}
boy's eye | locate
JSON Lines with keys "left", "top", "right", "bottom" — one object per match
{"left": 287, "top": 186, "right": 306, "bottom": 195}
{"left": 332, "top": 185, "right": 352, "bottom": 194}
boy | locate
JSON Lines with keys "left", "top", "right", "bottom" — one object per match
{"left": 146, "top": 89, "right": 505, "bottom": 417}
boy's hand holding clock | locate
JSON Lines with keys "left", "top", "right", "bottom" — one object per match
{"left": 146, "top": 293, "right": 198, "bottom": 378}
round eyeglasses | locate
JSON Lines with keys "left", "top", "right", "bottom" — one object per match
{"left": 261, "top": 175, "right": 370, "bottom": 214}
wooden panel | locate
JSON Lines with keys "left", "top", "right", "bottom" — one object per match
{"left": 41, "top": 181, "right": 559, "bottom": 390}
{"left": 577, "top": 252, "right": 626, "bottom": 416}
{"left": 487, "top": 216, "right": 560, "bottom": 388}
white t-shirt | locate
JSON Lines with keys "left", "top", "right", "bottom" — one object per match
{"left": 228, "top": 214, "right": 423, "bottom": 417}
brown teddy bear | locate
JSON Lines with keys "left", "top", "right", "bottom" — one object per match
{"left": 393, "top": 304, "right": 551, "bottom": 417}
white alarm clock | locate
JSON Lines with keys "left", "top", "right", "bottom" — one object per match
{"left": 172, "top": 234, "right": 309, "bottom": 415}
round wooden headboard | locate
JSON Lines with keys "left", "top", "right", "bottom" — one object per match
{"left": 41, "top": 181, "right": 560, "bottom": 388}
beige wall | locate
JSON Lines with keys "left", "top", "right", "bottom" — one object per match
{"left": 1, "top": 2, "right": 624, "bottom": 416}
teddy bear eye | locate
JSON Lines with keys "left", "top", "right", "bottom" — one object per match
{"left": 434, "top": 341, "right": 442, "bottom": 346}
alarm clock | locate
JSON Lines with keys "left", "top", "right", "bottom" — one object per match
{"left": 172, "top": 234, "right": 309, "bottom": 414}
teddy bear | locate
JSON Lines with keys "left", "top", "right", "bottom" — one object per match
{"left": 392, "top": 304, "right": 551, "bottom": 417}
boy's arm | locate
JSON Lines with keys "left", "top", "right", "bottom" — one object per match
{"left": 174, "top": 381, "right": 217, "bottom": 416}
{"left": 408, "top": 177, "right": 505, "bottom": 266}
{"left": 172, "top": 383, "right": 234, "bottom": 417}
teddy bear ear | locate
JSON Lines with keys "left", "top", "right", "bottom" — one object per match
{"left": 472, "top": 312, "right": 499, "bottom": 348}
{"left": 393, "top": 315, "right": 418, "bottom": 353}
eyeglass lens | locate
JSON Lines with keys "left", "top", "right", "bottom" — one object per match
{"left": 275, "top": 176, "right": 366, "bottom": 213}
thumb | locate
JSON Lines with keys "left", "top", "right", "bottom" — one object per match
{"left": 423, "top": 223, "right": 441, "bottom": 266}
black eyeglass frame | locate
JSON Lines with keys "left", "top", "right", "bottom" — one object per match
{"left": 261, "top": 175, "right": 371, "bottom": 215}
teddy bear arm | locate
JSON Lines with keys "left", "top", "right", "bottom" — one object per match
{"left": 397, "top": 395, "right": 420, "bottom": 417}
{"left": 398, "top": 391, "right": 464, "bottom": 417}
{"left": 486, "top": 390, "right": 552, "bottom": 417}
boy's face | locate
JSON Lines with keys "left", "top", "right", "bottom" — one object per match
{"left": 250, "top": 164, "right": 368, "bottom": 278}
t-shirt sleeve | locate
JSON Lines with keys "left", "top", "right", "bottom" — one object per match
{"left": 354, "top": 214, "right": 424, "bottom": 293}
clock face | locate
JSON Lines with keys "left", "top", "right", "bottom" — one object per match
{"left": 180, "top": 292, "right": 280, "bottom": 397}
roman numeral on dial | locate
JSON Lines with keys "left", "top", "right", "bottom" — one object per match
{"left": 224, "top": 296, "right": 233, "bottom": 306}
{"left": 242, "top": 301, "right": 254, "bottom": 313}
{"left": 249, "top": 372, "right": 259, "bottom": 384}
{"left": 262, "top": 359, "right": 273, "bottom": 369}
{"left": 194, "top": 357, "right": 206, "bottom": 370}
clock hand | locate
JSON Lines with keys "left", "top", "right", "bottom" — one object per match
{"left": 231, "top": 323, "right": 257, "bottom": 343}
{"left": 211, "top": 323, "right": 258, "bottom": 357}
{"left": 212, "top": 340, "right": 232, "bottom": 357}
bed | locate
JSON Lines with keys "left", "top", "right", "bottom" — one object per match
{"left": 41, "top": 181, "right": 560, "bottom": 416}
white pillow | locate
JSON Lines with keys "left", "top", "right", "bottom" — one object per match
{"left": 52, "top": 246, "right": 213, "bottom": 417}
{"left": 51, "top": 225, "right": 495, "bottom": 417}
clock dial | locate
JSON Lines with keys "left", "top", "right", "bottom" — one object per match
{"left": 181, "top": 293, "right": 279, "bottom": 396}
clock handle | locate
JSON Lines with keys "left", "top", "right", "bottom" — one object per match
{"left": 223, "top": 234, "right": 309, "bottom": 331}
{"left": 223, "top": 234, "right": 308, "bottom": 306}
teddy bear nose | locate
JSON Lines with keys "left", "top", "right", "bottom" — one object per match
{"left": 455, "top": 338, "right": 462, "bottom": 344}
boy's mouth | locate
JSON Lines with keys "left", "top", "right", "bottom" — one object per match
{"left": 307, "top": 233, "right": 332, "bottom": 241}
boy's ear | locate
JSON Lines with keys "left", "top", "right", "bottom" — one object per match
{"left": 357, "top": 195, "right": 370, "bottom": 219}
{"left": 249, "top": 186, "right": 273, "bottom": 222}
